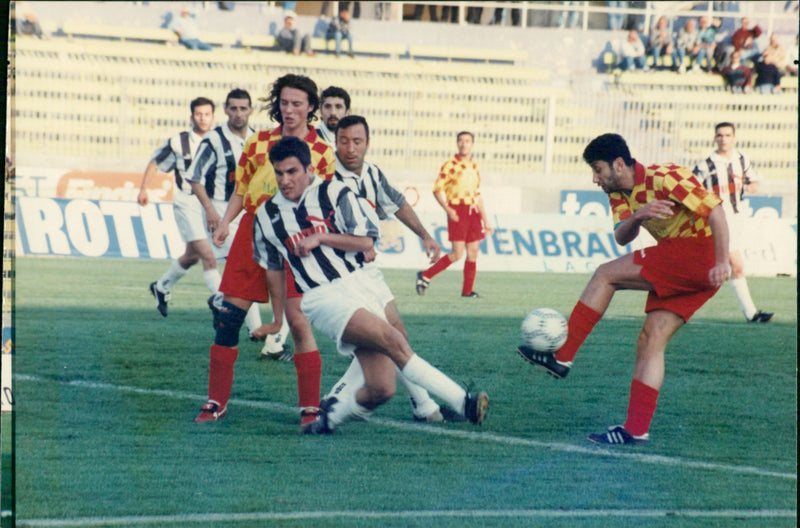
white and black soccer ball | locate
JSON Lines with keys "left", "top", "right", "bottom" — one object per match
{"left": 520, "top": 308, "right": 567, "bottom": 353}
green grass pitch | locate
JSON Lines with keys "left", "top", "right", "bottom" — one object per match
{"left": 11, "top": 257, "right": 797, "bottom": 527}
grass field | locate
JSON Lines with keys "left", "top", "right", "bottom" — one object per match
{"left": 10, "top": 257, "right": 797, "bottom": 528}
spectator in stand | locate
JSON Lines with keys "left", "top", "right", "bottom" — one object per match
{"left": 720, "top": 49, "right": 753, "bottom": 92}
{"left": 675, "top": 18, "right": 701, "bottom": 73}
{"left": 276, "top": 10, "right": 315, "bottom": 56}
{"left": 695, "top": 16, "right": 722, "bottom": 72}
{"left": 169, "top": 6, "right": 212, "bottom": 51}
{"left": 619, "top": 29, "right": 648, "bottom": 71}
{"left": 754, "top": 33, "right": 787, "bottom": 93}
{"left": 326, "top": 7, "right": 353, "bottom": 57}
{"left": 558, "top": 1, "right": 581, "bottom": 29}
{"left": 648, "top": 16, "right": 677, "bottom": 70}
{"left": 726, "top": 17, "right": 762, "bottom": 65}
{"left": 15, "top": 1, "right": 44, "bottom": 38}
{"left": 607, "top": 1, "right": 628, "bottom": 31}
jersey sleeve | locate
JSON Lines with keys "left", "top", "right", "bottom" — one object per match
{"left": 432, "top": 160, "right": 451, "bottom": 194}
{"left": 334, "top": 186, "right": 381, "bottom": 239}
{"left": 236, "top": 134, "right": 261, "bottom": 197}
{"left": 151, "top": 137, "right": 177, "bottom": 173}
{"left": 314, "top": 142, "right": 336, "bottom": 181}
{"left": 252, "top": 207, "right": 285, "bottom": 271}
{"left": 373, "top": 167, "right": 405, "bottom": 218}
{"left": 691, "top": 159, "right": 712, "bottom": 190}
{"left": 661, "top": 166, "right": 721, "bottom": 218}
{"left": 609, "top": 192, "right": 632, "bottom": 228}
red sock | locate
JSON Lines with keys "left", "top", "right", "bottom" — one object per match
{"left": 423, "top": 254, "right": 452, "bottom": 281}
{"left": 294, "top": 350, "right": 322, "bottom": 425}
{"left": 208, "top": 344, "right": 238, "bottom": 408}
{"left": 624, "top": 379, "right": 659, "bottom": 437}
{"left": 462, "top": 260, "right": 477, "bottom": 295}
{"left": 554, "top": 301, "right": 602, "bottom": 363}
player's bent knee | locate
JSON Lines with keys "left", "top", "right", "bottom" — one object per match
{"left": 364, "top": 383, "right": 395, "bottom": 406}
{"left": 214, "top": 302, "right": 247, "bottom": 347}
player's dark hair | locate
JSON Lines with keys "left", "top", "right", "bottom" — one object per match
{"left": 262, "top": 74, "right": 319, "bottom": 125}
{"left": 190, "top": 97, "right": 215, "bottom": 113}
{"left": 269, "top": 136, "right": 312, "bottom": 168}
{"left": 336, "top": 115, "right": 369, "bottom": 140}
{"left": 456, "top": 131, "right": 474, "bottom": 141}
{"left": 225, "top": 88, "right": 252, "bottom": 107}
{"left": 583, "top": 133, "right": 634, "bottom": 167}
{"left": 715, "top": 122, "right": 736, "bottom": 134}
{"left": 320, "top": 86, "right": 351, "bottom": 110}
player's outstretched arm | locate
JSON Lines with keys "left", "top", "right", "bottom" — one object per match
{"left": 394, "top": 202, "right": 441, "bottom": 261}
{"left": 190, "top": 181, "right": 221, "bottom": 232}
{"left": 293, "top": 233, "right": 374, "bottom": 257}
{"left": 614, "top": 199, "right": 674, "bottom": 246}
{"left": 212, "top": 192, "right": 244, "bottom": 248}
{"left": 475, "top": 195, "right": 493, "bottom": 235}
{"left": 707, "top": 205, "right": 731, "bottom": 287}
{"left": 138, "top": 161, "right": 158, "bottom": 206}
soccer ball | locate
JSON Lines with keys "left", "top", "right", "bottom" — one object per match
{"left": 520, "top": 308, "right": 568, "bottom": 353}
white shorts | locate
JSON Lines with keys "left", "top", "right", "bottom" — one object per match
{"left": 172, "top": 190, "right": 207, "bottom": 243}
{"left": 206, "top": 199, "right": 241, "bottom": 260}
{"left": 300, "top": 266, "right": 394, "bottom": 357}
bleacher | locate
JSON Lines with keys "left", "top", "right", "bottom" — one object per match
{"left": 8, "top": 11, "right": 798, "bottom": 195}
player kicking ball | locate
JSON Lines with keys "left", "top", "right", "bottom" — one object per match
{"left": 518, "top": 133, "right": 730, "bottom": 445}
{"left": 252, "top": 137, "right": 490, "bottom": 433}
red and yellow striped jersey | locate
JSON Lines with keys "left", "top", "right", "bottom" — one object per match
{"left": 433, "top": 154, "right": 481, "bottom": 206}
{"left": 610, "top": 162, "right": 722, "bottom": 241}
{"left": 236, "top": 126, "right": 335, "bottom": 213}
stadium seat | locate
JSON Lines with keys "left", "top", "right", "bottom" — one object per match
{"left": 408, "top": 44, "right": 527, "bottom": 65}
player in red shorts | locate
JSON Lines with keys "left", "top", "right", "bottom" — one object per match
{"left": 517, "top": 133, "right": 731, "bottom": 445}
{"left": 416, "top": 131, "right": 492, "bottom": 298}
{"left": 194, "top": 74, "right": 335, "bottom": 430}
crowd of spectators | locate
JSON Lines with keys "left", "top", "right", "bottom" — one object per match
{"left": 611, "top": 11, "right": 796, "bottom": 95}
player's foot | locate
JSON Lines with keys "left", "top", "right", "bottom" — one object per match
{"left": 588, "top": 425, "right": 649, "bottom": 445}
{"left": 415, "top": 271, "right": 430, "bottom": 296}
{"left": 461, "top": 291, "right": 480, "bottom": 298}
{"left": 149, "top": 282, "right": 170, "bottom": 317}
{"left": 207, "top": 293, "right": 222, "bottom": 329}
{"left": 749, "top": 310, "right": 774, "bottom": 323}
{"left": 414, "top": 405, "right": 467, "bottom": 423}
{"left": 464, "top": 390, "right": 489, "bottom": 425}
{"left": 517, "top": 345, "right": 572, "bottom": 379}
{"left": 302, "top": 397, "right": 336, "bottom": 434}
{"left": 298, "top": 406, "right": 321, "bottom": 433}
{"left": 258, "top": 332, "right": 291, "bottom": 361}
{"left": 194, "top": 402, "right": 227, "bottom": 423}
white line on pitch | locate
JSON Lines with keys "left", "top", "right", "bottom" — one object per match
{"left": 14, "top": 374, "right": 798, "bottom": 482}
{"left": 16, "top": 508, "right": 799, "bottom": 527}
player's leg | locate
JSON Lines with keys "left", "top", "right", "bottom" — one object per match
{"left": 728, "top": 250, "right": 772, "bottom": 322}
{"left": 461, "top": 240, "right": 480, "bottom": 297}
{"left": 286, "top": 295, "right": 322, "bottom": 427}
{"left": 341, "top": 308, "right": 488, "bottom": 424}
{"left": 196, "top": 294, "right": 253, "bottom": 422}
{"left": 589, "top": 309, "right": 683, "bottom": 444}
{"left": 416, "top": 211, "right": 466, "bottom": 295}
{"left": 190, "top": 238, "right": 221, "bottom": 295}
{"left": 383, "top": 300, "right": 448, "bottom": 421}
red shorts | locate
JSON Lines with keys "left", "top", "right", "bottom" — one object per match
{"left": 285, "top": 266, "right": 302, "bottom": 299}
{"left": 447, "top": 203, "right": 484, "bottom": 243}
{"left": 636, "top": 236, "right": 720, "bottom": 322}
{"left": 218, "top": 211, "right": 269, "bottom": 303}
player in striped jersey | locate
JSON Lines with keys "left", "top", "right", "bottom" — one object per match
{"left": 315, "top": 86, "right": 350, "bottom": 146}
{"left": 195, "top": 74, "right": 335, "bottom": 430}
{"left": 518, "top": 133, "right": 731, "bottom": 445}
{"left": 322, "top": 115, "right": 465, "bottom": 423}
{"left": 139, "top": 96, "right": 215, "bottom": 317}
{"left": 253, "top": 137, "right": 490, "bottom": 433}
{"left": 416, "top": 131, "right": 493, "bottom": 298}
{"left": 692, "top": 122, "right": 773, "bottom": 323}
{"left": 187, "top": 89, "right": 264, "bottom": 340}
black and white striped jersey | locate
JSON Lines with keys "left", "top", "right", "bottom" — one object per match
{"left": 150, "top": 129, "right": 204, "bottom": 195}
{"left": 333, "top": 156, "right": 406, "bottom": 220}
{"left": 188, "top": 124, "right": 254, "bottom": 201}
{"left": 315, "top": 123, "right": 335, "bottom": 147}
{"left": 252, "top": 178, "right": 381, "bottom": 294}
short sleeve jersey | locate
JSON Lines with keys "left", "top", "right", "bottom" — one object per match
{"left": 609, "top": 162, "right": 722, "bottom": 242}
{"left": 189, "top": 124, "right": 255, "bottom": 202}
{"left": 692, "top": 150, "right": 758, "bottom": 215}
{"left": 333, "top": 155, "right": 405, "bottom": 220}
{"left": 150, "top": 129, "right": 203, "bottom": 195}
{"left": 433, "top": 154, "right": 480, "bottom": 206}
{"left": 236, "top": 126, "right": 335, "bottom": 214}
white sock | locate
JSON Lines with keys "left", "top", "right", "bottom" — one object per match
{"left": 325, "top": 357, "right": 364, "bottom": 401}
{"left": 327, "top": 388, "right": 372, "bottom": 428}
{"left": 158, "top": 260, "right": 188, "bottom": 292}
{"left": 396, "top": 366, "right": 440, "bottom": 419}
{"left": 730, "top": 277, "right": 757, "bottom": 320}
{"left": 401, "top": 354, "right": 466, "bottom": 415}
{"left": 245, "top": 303, "right": 262, "bottom": 333}
{"left": 273, "top": 311, "right": 290, "bottom": 346}
{"left": 202, "top": 268, "right": 222, "bottom": 294}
